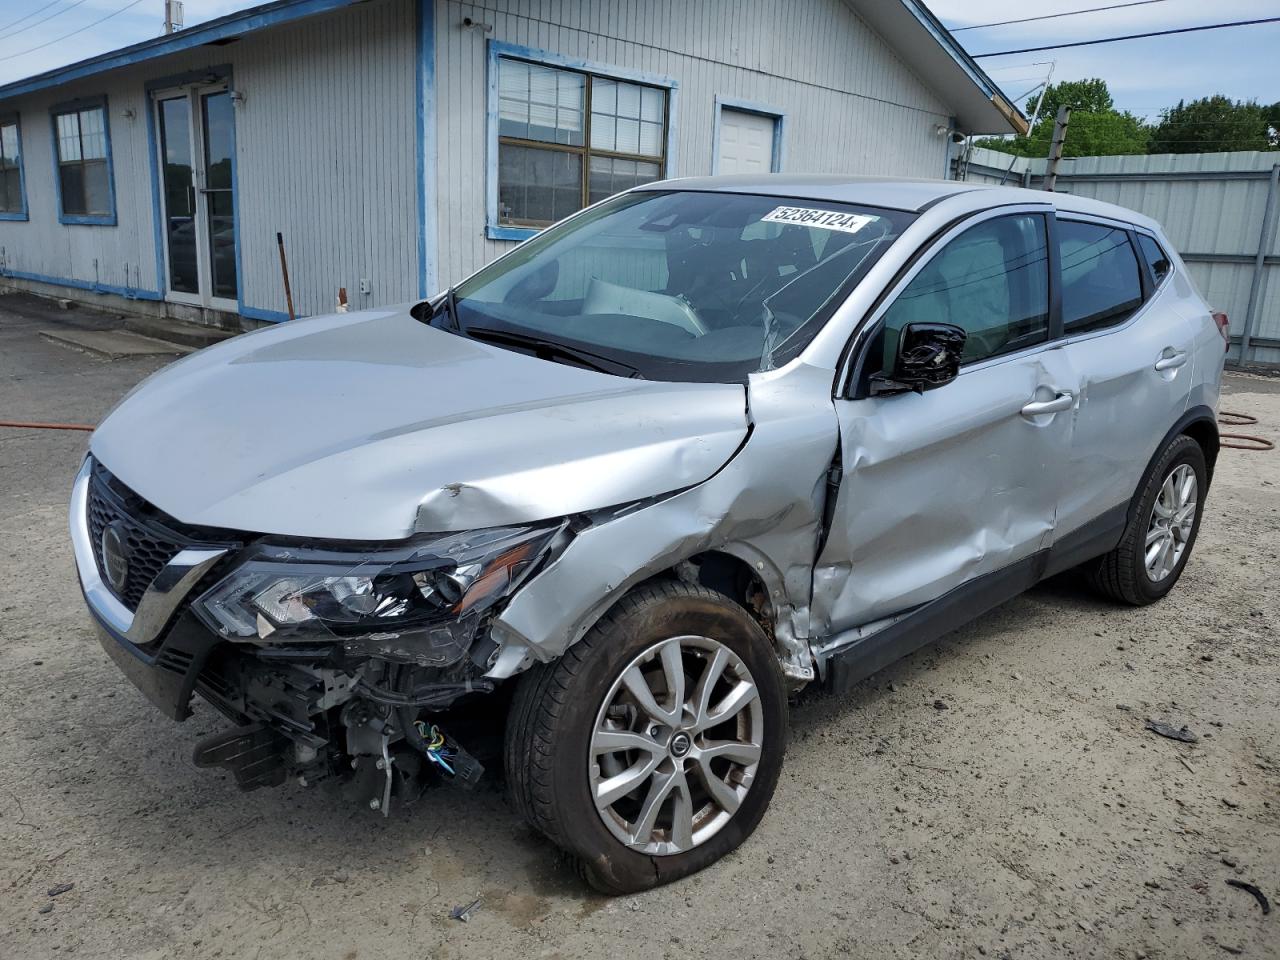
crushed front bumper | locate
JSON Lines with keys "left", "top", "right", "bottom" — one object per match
{"left": 89, "top": 611, "right": 221, "bottom": 721}
{"left": 71, "top": 456, "right": 490, "bottom": 803}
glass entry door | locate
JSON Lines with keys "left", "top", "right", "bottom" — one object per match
{"left": 155, "top": 84, "right": 238, "bottom": 309}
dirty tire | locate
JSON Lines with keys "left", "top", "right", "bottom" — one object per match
{"left": 504, "top": 580, "right": 787, "bottom": 894}
{"left": 1086, "top": 434, "right": 1206, "bottom": 605}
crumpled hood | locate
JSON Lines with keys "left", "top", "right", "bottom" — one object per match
{"left": 90, "top": 307, "right": 749, "bottom": 539}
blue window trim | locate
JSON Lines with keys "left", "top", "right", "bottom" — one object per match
{"left": 485, "top": 40, "right": 679, "bottom": 243}
{"left": 50, "top": 95, "right": 117, "bottom": 226}
{"left": 0, "top": 268, "right": 162, "bottom": 301}
{"left": 0, "top": 111, "right": 28, "bottom": 221}
{"left": 710, "top": 96, "right": 785, "bottom": 175}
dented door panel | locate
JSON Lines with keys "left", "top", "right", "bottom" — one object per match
{"left": 812, "top": 345, "right": 1077, "bottom": 635}
{"left": 1054, "top": 300, "right": 1196, "bottom": 540}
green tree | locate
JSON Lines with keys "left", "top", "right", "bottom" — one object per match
{"left": 1029, "top": 78, "right": 1114, "bottom": 118}
{"left": 1148, "top": 96, "right": 1278, "bottom": 153}
{"left": 974, "top": 78, "right": 1150, "bottom": 158}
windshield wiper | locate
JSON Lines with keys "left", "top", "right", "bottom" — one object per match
{"left": 433, "top": 286, "right": 460, "bottom": 331}
{"left": 464, "top": 326, "right": 642, "bottom": 379}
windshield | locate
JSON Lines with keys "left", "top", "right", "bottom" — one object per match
{"left": 442, "top": 190, "right": 915, "bottom": 382}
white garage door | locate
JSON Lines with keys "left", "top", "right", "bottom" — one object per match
{"left": 716, "top": 109, "right": 777, "bottom": 174}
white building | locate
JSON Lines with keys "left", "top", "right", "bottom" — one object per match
{"left": 0, "top": 0, "right": 1024, "bottom": 328}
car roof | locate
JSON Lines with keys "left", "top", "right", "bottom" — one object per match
{"left": 635, "top": 174, "right": 1160, "bottom": 230}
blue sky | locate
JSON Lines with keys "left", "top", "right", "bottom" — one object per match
{"left": 928, "top": 0, "right": 1280, "bottom": 126}
{"left": 0, "top": 0, "right": 1276, "bottom": 127}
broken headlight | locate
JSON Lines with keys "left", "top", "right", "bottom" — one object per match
{"left": 192, "top": 524, "right": 562, "bottom": 666}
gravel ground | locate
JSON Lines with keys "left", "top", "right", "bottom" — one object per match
{"left": 2, "top": 293, "right": 1277, "bottom": 960}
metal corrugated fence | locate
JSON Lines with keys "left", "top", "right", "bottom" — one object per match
{"left": 958, "top": 147, "right": 1280, "bottom": 366}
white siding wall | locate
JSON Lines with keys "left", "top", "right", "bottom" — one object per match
{"left": 0, "top": 81, "right": 158, "bottom": 298}
{"left": 433, "top": 0, "right": 955, "bottom": 287}
{"left": 1, "top": 0, "right": 964, "bottom": 319}
{"left": 0, "top": 0, "right": 418, "bottom": 320}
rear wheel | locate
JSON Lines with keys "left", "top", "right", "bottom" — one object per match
{"left": 505, "top": 580, "right": 787, "bottom": 893}
{"left": 1086, "top": 434, "right": 1206, "bottom": 605}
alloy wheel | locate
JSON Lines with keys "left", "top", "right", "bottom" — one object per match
{"left": 1144, "top": 463, "right": 1197, "bottom": 582}
{"left": 589, "top": 634, "right": 764, "bottom": 855}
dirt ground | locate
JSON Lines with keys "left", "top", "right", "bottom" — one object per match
{"left": 1, "top": 292, "right": 1277, "bottom": 960}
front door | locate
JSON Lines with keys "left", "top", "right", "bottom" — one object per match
{"left": 813, "top": 208, "right": 1077, "bottom": 636}
{"left": 154, "top": 84, "right": 238, "bottom": 310}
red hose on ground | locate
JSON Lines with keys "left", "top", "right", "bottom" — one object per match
{"left": 1217, "top": 411, "right": 1274, "bottom": 451}
{"left": 0, "top": 420, "right": 96, "bottom": 432}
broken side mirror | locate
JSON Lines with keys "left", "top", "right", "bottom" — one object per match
{"left": 871, "top": 322, "right": 966, "bottom": 395}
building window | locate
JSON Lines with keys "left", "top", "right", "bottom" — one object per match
{"left": 52, "top": 100, "right": 115, "bottom": 223}
{"left": 495, "top": 53, "right": 669, "bottom": 232}
{"left": 0, "top": 116, "right": 25, "bottom": 218}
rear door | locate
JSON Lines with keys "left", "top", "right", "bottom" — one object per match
{"left": 1050, "top": 217, "right": 1197, "bottom": 543}
{"left": 813, "top": 206, "right": 1078, "bottom": 635}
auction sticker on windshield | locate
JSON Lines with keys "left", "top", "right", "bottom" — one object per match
{"left": 761, "top": 206, "right": 878, "bottom": 234}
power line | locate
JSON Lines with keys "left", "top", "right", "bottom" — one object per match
{"left": 0, "top": 0, "right": 65, "bottom": 35}
{"left": 973, "top": 16, "right": 1280, "bottom": 57}
{"left": 0, "top": 0, "right": 93, "bottom": 42}
{"left": 952, "top": 0, "right": 1172, "bottom": 33}
{"left": 0, "top": 0, "right": 148, "bottom": 61}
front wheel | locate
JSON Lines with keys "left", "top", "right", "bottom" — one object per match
{"left": 1086, "top": 434, "right": 1207, "bottom": 605}
{"left": 504, "top": 580, "right": 787, "bottom": 894}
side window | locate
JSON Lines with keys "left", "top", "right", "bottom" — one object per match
{"left": 53, "top": 101, "right": 114, "bottom": 222}
{"left": 880, "top": 213, "right": 1049, "bottom": 368}
{"left": 0, "top": 115, "right": 24, "bottom": 216}
{"left": 495, "top": 57, "right": 667, "bottom": 229}
{"left": 1058, "top": 220, "right": 1143, "bottom": 334}
{"left": 1137, "top": 233, "right": 1172, "bottom": 286}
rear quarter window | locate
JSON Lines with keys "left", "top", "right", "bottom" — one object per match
{"left": 1137, "top": 233, "right": 1173, "bottom": 286}
{"left": 1058, "top": 220, "right": 1144, "bottom": 334}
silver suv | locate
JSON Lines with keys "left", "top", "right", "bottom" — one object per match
{"left": 72, "top": 177, "right": 1225, "bottom": 893}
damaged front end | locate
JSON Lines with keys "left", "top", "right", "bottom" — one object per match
{"left": 189, "top": 525, "right": 569, "bottom": 810}
{"left": 73, "top": 456, "right": 567, "bottom": 814}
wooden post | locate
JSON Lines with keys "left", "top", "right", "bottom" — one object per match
{"left": 1043, "top": 106, "right": 1070, "bottom": 192}
{"left": 276, "top": 232, "right": 295, "bottom": 322}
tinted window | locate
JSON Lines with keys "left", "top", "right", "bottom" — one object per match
{"left": 450, "top": 190, "right": 915, "bottom": 382}
{"left": 1137, "top": 233, "right": 1172, "bottom": 286}
{"left": 880, "top": 213, "right": 1050, "bottom": 368}
{"left": 1059, "top": 220, "right": 1143, "bottom": 334}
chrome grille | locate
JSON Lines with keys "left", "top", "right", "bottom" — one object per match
{"left": 86, "top": 463, "right": 200, "bottom": 612}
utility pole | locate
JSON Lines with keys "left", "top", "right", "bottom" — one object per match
{"left": 1043, "top": 105, "right": 1070, "bottom": 192}
{"left": 163, "top": 0, "right": 183, "bottom": 35}
{"left": 997, "top": 59, "right": 1055, "bottom": 186}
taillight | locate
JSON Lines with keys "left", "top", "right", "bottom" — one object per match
{"left": 1213, "top": 311, "right": 1229, "bottom": 351}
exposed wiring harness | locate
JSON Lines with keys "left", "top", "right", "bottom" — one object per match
{"left": 355, "top": 677, "right": 494, "bottom": 708}
{"left": 386, "top": 664, "right": 485, "bottom": 787}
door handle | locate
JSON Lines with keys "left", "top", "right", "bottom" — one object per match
{"left": 1021, "top": 392, "right": 1074, "bottom": 416}
{"left": 1154, "top": 351, "right": 1188, "bottom": 371}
